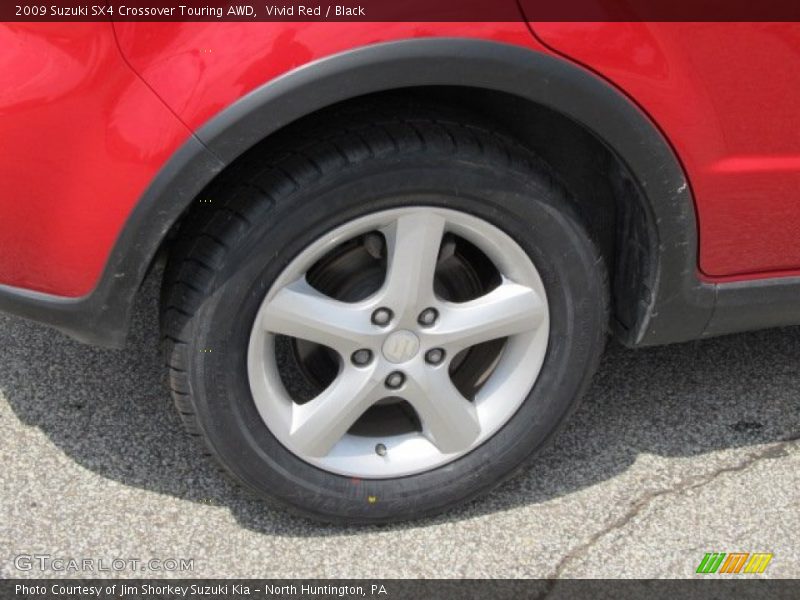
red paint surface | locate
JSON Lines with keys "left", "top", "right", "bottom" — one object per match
{"left": 0, "top": 23, "right": 193, "bottom": 295}
{"left": 526, "top": 21, "right": 800, "bottom": 277}
{"left": 2, "top": 20, "right": 800, "bottom": 296}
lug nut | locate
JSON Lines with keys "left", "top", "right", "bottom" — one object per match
{"left": 351, "top": 349, "right": 373, "bottom": 366}
{"left": 375, "top": 443, "right": 387, "bottom": 457}
{"left": 385, "top": 371, "right": 405, "bottom": 390}
{"left": 371, "top": 307, "right": 393, "bottom": 326}
{"left": 425, "top": 348, "right": 445, "bottom": 365}
{"left": 418, "top": 307, "right": 439, "bottom": 327}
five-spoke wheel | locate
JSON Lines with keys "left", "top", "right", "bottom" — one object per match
{"left": 248, "top": 208, "right": 549, "bottom": 477}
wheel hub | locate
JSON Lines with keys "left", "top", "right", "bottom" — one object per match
{"left": 381, "top": 330, "right": 420, "bottom": 363}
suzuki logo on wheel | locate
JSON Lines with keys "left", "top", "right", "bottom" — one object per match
{"left": 382, "top": 330, "right": 421, "bottom": 363}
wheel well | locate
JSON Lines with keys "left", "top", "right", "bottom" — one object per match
{"left": 416, "top": 87, "right": 655, "bottom": 337}
{"left": 163, "top": 87, "right": 655, "bottom": 342}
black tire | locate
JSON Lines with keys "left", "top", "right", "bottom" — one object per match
{"left": 161, "top": 109, "right": 608, "bottom": 524}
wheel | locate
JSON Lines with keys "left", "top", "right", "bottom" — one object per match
{"left": 161, "top": 110, "right": 608, "bottom": 523}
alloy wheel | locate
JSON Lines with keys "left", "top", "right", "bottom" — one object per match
{"left": 247, "top": 206, "right": 550, "bottom": 478}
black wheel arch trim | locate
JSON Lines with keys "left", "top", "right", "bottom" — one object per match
{"left": 0, "top": 37, "right": 796, "bottom": 347}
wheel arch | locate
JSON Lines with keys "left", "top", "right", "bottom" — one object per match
{"left": 0, "top": 38, "right": 713, "bottom": 347}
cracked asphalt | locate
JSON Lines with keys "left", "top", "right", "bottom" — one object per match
{"left": 1, "top": 268, "right": 798, "bottom": 579}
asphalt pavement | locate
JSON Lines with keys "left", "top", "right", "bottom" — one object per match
{"left": 1, "top": 269, "right": 798, "bottom": 578}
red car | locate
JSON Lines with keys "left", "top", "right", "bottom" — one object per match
{"left": 2, "top": 19, "right": 799, "bottom": 523}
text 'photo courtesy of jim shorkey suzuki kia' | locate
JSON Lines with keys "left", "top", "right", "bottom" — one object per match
{"left": 2, "top": 5, "right": 800, "bottom": 523}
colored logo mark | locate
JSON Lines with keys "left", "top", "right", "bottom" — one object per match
{"left": 696, "top": 552, "right": 773, "bottom": 574}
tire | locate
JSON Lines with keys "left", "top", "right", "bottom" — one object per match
{"left": 161, "top": 109, "right": 608, "bottom": 524}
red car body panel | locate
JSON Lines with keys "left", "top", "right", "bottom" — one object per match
{"left": 1, "top": 20, "right": 799, "bottom": 297}
{"left": 529, "top": 21, "right": 800, "bottom": 279}
{"left": 0, "top": 23, "right": 193, "bottom": 296}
